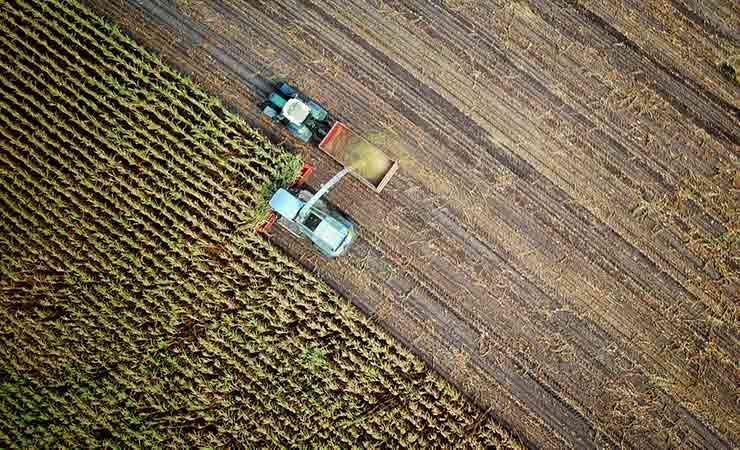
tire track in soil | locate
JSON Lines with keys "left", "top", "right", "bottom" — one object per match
{"left": 669, "top": 0, "right": 740, "bottom": 44}
{"left": 528, "top": 0, "right": 739, "bottom": 146}
{"left": 434, "top": 0, "right": 738, "bottom": 343}
{"left": 408, "top": 0, "right": 736, "bottom": 372}
{"left": 426, "top": 0, "right": 739, "bottom": 434}
{"left": 83, "top": 0, "right": 739, "bottom": 447}
{"left": 306, "top": 1, "right": 733, "bottom": 446}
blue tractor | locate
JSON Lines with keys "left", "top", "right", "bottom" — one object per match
{"left": 259, "top": 82, "right": 333, "bottom": 143}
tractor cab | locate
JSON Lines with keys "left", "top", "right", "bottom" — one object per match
{"left": 259, "top": 82, "right": 333, "bottom": 143}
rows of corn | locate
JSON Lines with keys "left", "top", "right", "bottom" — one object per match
{"left": 0, "top": 0, "right": 518, "bottom": 447}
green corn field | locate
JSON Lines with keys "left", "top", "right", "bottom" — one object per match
{"left": 0, "top": 0, "right": 517, "bottom": 447}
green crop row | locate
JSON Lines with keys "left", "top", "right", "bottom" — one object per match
{"left": 0, "top": 0, "right": 518, "bottom": 447}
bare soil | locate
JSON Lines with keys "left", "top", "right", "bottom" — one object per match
{"left": 83, "top": 0, "right": 739, "bottom": 447}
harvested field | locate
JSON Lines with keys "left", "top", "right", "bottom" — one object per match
{"left": 83, "top": 0, "right": 740, "bottom": 447}
{"left": 0, "top": 0, "right": 520, "bottom": 447}
{"left": 73, "top": 0, "right": 740, "bottom": 448}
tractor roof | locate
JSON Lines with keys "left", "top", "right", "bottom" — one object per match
{"left": 269, "top": 188, "right": 302, "bottom": 220}
{"left": 283, "top": 98, "right": 310, "bottom": 124}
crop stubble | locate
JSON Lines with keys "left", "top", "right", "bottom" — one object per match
{"left": 83, "top": 0, "right": 739, "bottom": 448}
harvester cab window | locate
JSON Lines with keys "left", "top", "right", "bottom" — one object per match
{"left": 303, "top": 212, "right": 323, "bottom": 232}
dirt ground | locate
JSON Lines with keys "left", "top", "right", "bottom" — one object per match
{"left": 83, "top": 0, "right": 738, "bottom": 447}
